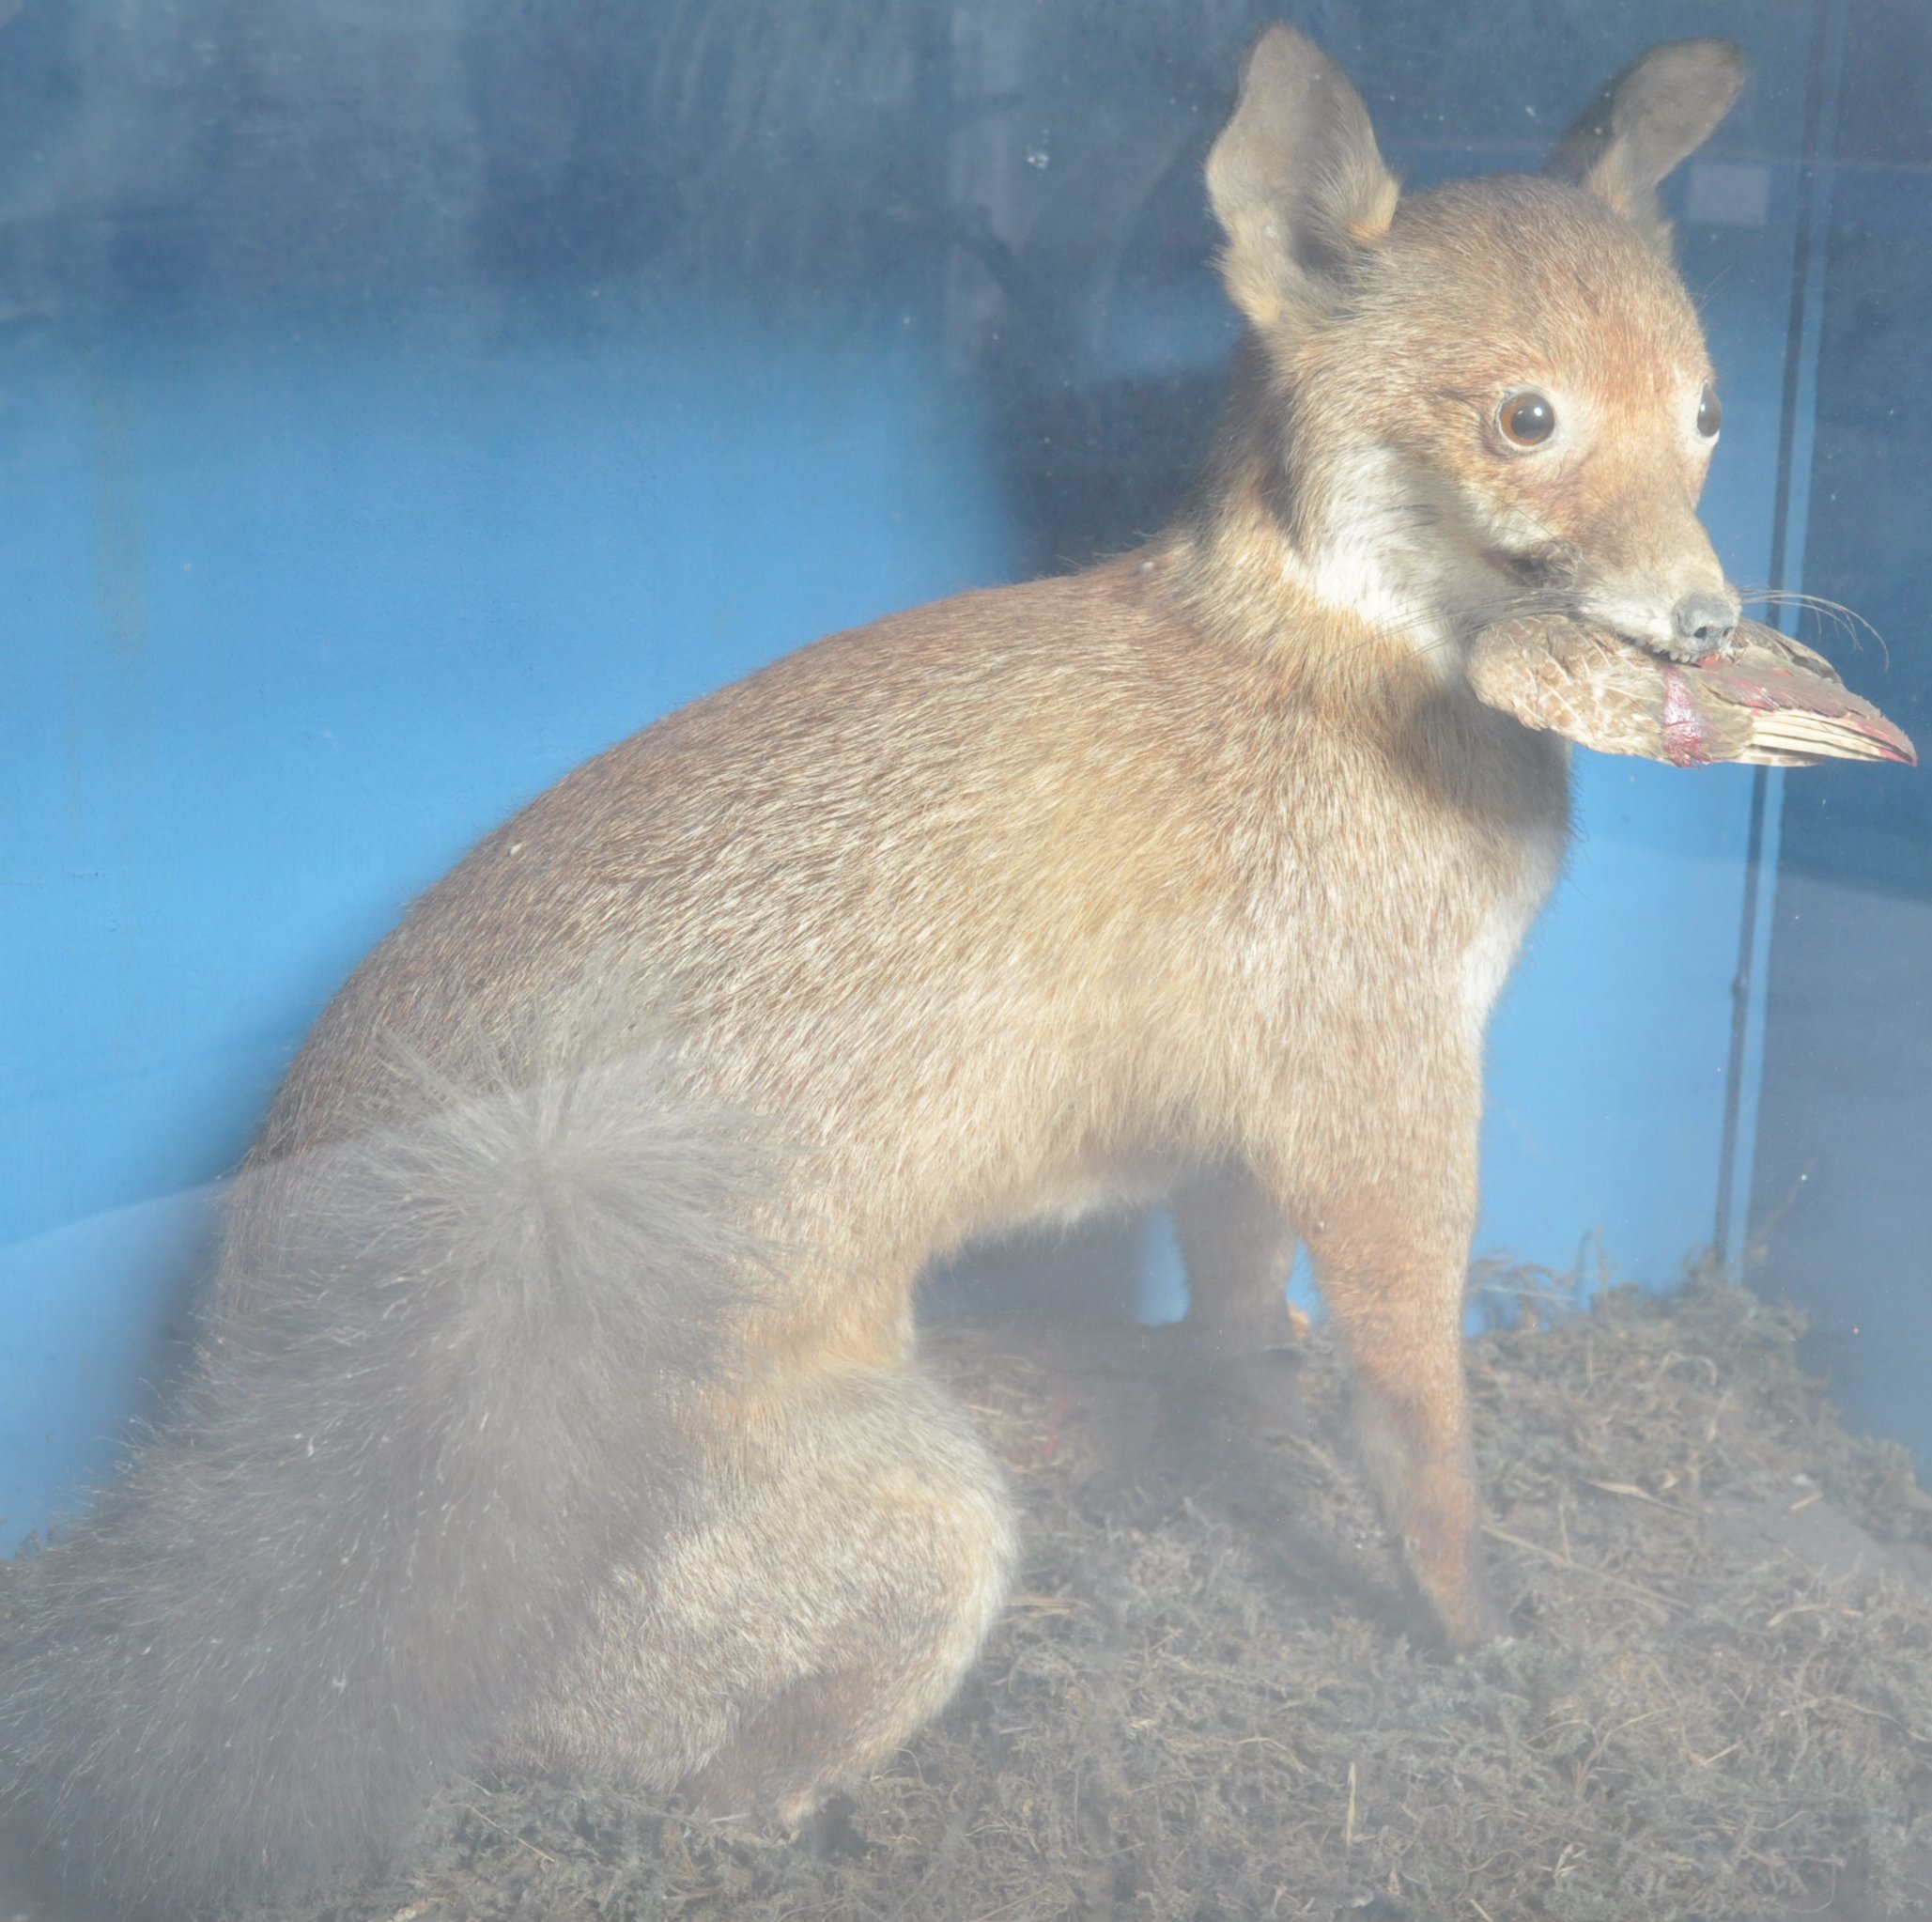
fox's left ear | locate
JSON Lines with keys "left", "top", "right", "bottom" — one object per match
{"left": 1550, "top": 39, "right": 1746, "bottom": 257}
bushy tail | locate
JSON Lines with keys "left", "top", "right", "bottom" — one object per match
{"left": 0, "top": 1020, "right": 770, "bottom": 1914}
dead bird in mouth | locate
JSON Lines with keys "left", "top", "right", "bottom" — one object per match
{"left": 1468, "top": 614, "right": 1916, "bottom": 767}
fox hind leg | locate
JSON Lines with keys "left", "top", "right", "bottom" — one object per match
{"left": 520, "top": 1358, "right": 1017, "bottom": 1820}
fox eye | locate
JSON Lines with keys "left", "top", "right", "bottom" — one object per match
{"left": 1497, "top": 392, "right": 1556, "bottom": 447}
{"left": 1696, "top": 382, "right": 1723, "bottom": 439}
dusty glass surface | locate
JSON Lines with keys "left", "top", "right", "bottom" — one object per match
{"left": 2, "top": 3, "right": 1928, "bottom": 1917}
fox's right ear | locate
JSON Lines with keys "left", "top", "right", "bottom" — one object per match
{"left": 1550, "top": 40, "right": 1747, "bottom": 257}
{"left": 1206, "top": 26, "right": 1399, "bottom": 331}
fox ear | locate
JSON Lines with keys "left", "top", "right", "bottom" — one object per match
{"left": 1206, "top": 26, "right": 1399, "bottom": 331}
{"left": 1550, "top": 39, "right": 1746, "bottom": 256}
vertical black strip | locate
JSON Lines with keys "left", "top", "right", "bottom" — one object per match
{"left": 1711, "top": 0, "right": 1835, "bottom": 1263}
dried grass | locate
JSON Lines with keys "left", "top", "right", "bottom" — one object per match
{"left": 13, "top": 1277, "right": 1932, "bottom": 1920}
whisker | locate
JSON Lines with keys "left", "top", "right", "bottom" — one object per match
{"left": 1733, "top": 585, "right": 1889, "bottom": 668}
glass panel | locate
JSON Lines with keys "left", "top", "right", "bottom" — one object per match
{"left": 3, "top": 4, "right": 1926, "bottom": 1917}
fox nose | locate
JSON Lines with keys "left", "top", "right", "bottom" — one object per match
{"left": 1673, "top": 590, "right": 1739, "bottom": 651}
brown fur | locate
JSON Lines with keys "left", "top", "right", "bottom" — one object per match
{"left": 0, "top": 27, "right": 1748, "bottom": 1914}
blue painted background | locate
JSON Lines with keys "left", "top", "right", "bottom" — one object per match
{"left": 1749, "top": 0, "right": 1932, "bottom": 1466}
{"left": 1, "top": 320, "right": 1017, "bottom": 1548}
{"left": 5, "top": 0, "right": 1925, "bottom": 1552}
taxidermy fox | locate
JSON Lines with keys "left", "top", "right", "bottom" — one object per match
{"left": 1, "top": 25, "right": 1750, "bottom": 1915}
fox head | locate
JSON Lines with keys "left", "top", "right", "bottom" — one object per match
{"left": 1202, "top": 28, "right": 1746, "bottom": 668}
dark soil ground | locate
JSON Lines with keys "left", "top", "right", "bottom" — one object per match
{"left": 8, "top": 1274, "right": 1932, "bottom": 1921}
